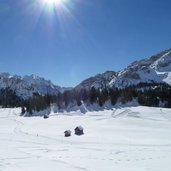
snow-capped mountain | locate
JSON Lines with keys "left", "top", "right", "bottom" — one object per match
{"left": 0, "top": 73, "right": 64, "bottom": 99}
{"left": 76, "top": 49, "right": 171, "bottom": 89}
{"left": 76, "top": 71, "right": 117, "bottom": 89}
{"left": 109, "top": 49, "right": 171, "bottom": 88}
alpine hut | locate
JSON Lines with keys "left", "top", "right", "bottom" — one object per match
{"left": 64, "top": 130, "right": 71, "bottom": 137}
{"left": 74, "top": 126, "right": 84, "bottom": 135}
{"left": 43, "top": 114, "right": 49, "bottom": 119}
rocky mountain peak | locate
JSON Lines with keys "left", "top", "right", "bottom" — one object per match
{"left": 0, "top": 73, "right": 64, "bottom": 99}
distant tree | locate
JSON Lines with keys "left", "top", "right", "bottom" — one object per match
{"left": 21, "top": 106, "right": 26, "bottom": 115}
{"left": 90, "top": 87, "right": 98, "bottom": 104}
{"left": 97, "top": 88, "right": 109, "bottom": 107}
{"left": 109, "top": 88, "right": 119, "bottom": 105}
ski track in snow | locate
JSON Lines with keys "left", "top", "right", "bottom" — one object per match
{"left": 0, "top": 107, "right": 171, "bottom": 171}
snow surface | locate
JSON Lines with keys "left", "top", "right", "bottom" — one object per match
{"left": 0, "top": 107, "right": 171, "bottom": 171}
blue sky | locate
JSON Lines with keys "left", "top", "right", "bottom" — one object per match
{"left": 0, "top": 0, "right": 171, "bottom": 87}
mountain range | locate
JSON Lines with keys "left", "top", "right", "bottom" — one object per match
{"left": 0, "top": 48, "right": 171, "bottom": 98}
{"left": 0, "top": 73, "right": 65, "bottom": 99}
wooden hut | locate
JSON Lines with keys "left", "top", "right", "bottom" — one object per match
{"left": 74, "top": 126, "right": 84, "bottom": 135}
{"left": 64, "top": 130, "right": 71, "bottom": 137}
{"left": 43, "top": 114, "right": 49, "bottom": 119}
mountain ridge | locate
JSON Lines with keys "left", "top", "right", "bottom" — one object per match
{"left": 76, "top": 48, "right": 171, "bottom": 89}
{"left": 0, "top": 72, "right": 65, "bottom": 99}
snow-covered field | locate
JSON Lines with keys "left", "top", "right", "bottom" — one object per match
{"left": 0, "top": 106, "right": 171, "bottom": 171}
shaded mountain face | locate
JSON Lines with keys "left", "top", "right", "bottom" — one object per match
{"left": 75, "top": 71, "right": 117, "bottom": 90}
{"left": 0, "top": 73, "right": 64, "bottom": 99}
{"left": 76, "top": 49, "right": 171, "bottom": 89}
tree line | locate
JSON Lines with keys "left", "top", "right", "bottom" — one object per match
{"left": 0, "top": 83, "right": 171, "bottom": 115}
{"left": 22, "top": 82, "right": 171, "bottom": 115}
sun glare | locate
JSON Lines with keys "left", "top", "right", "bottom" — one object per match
{"left": 44, "top": 0, "right": 64, "bottom": 5}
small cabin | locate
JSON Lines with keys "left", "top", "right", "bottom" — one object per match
{"left": 64, "top": 130, "right": 71, "bottom": 137}
{"left": 43, "top": 114, "right": 49, "bottom": 119}
{"left": 74, "top": 126, "right": 84, "bottom": 135}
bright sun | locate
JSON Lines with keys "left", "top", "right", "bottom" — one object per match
{"left": 40, "top": 0, "right": 70, "bottom": 14}
{"left": 44, "top": 0, "right": 63, "bottom": 5}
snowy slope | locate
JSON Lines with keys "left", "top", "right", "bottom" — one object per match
{"left": 0, "top": 73, "right": 64, "bottom": 99}
{"left": 0, "top": 106, "right": 171, "bottom": 171}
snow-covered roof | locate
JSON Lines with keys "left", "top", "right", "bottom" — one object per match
{"left": 64, "top": 130, "right": 71, "bottom": 133}
{"left": 75, "top": 126, "right": 83, "bottom": 130}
